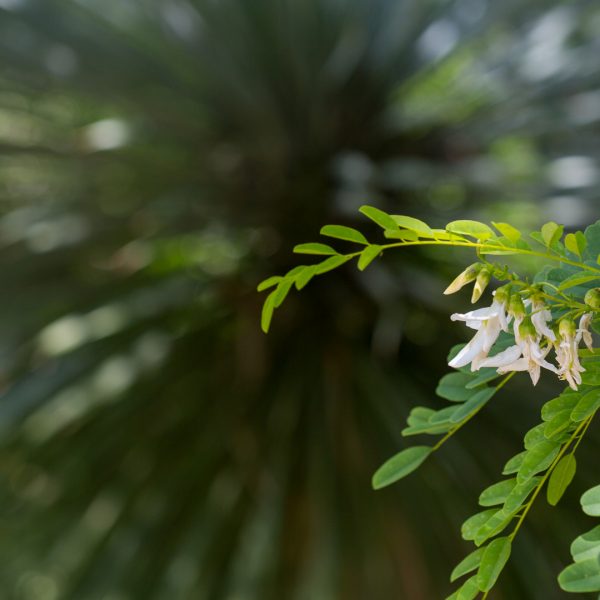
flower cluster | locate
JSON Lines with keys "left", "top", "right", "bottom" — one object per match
{"left": 445, "top": 265, "right": 595, "bottom": 390}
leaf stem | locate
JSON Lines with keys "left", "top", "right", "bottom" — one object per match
{"left": 508, "top": 412, "right": 597, "bottom": 542}
{"left": 377, "top": 239, "right": 600, "bottom": 274}
{"left": 432, "top": 372, "right": 515, "bottom": 452}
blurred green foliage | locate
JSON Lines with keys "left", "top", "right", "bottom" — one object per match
{"left": 0, "top": 1, "right": 599, "bottom": 599}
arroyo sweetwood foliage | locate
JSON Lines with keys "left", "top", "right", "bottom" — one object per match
{"left": 259, "top": 207, "right": 600, "bottom": 599}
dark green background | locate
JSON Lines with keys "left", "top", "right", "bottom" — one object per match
{"left": 0, "top": 1, "right": 598, "bottom": 598}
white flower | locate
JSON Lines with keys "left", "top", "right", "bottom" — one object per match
{"left": 557, "top": 318, "right": 586, "bottom": 390}
{"left": 492, "top": 287, "right": 511, "bottom": 334}
{"left": 448, "top": 302, "right": 504, "bottom": 370}
{"left": 476, "top": 344, "right": 522, "bottom": 369}
{"left": 530, "top": 298, "right": 556, "bottom": 342}
{"left": 508, "top": 294, "right": 526, "bottom": 344}
{"left": 576, "top": 312, "right": 594, "bottom": 351}
{"left": 478, "top": 317, "right": 558, "bottom": 385}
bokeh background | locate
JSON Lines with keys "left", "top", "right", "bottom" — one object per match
{"left": 0, "top": 1, "right": 599, "bottom": 599}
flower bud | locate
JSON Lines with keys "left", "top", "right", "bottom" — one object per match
{"left": 444, "top": 263, "right": 483, "bottom": 295}
{"left": 494, "top": 284, "right": 511, "bottom": 305}
{"left": 471, "top": 268, "right": 491, "bottom": 303}
{"left": 518, "top": 316, "right": 537, "bottom": 340}
{"left": 559, "top": 318, "right": 576, "bottom": 339}
{"left": 508, "top": 294, "right": 526, "bottom": 318}
{"left": 584, "top": 288, "right": 600, "bottom": 310}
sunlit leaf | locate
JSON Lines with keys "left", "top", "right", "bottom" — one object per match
{"left": 357, "top": 244, "right": 382, "bottom": 271}
{"left": 446, "top": 220, "right": 495, "bottom": 240}
{"left": 293, "top": 242, "right": 339, "bottom": 255}
{"left": 492, "top": 222, "right": 521, "bottom": 242}
{"left": 359, "top": 205, "right": 398, "bottom": 231}
{"left": 391, "top": 215, "right": 434, "bottom": 238}
{"left": 320, "top": 225, "right": 368, "bottom": 245}
{"left": 541, "top": 221, "right": 564, "bottom": 248}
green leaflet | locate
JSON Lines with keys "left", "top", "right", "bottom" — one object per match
{"left": 523, "top": 423, "right": 546, "bottom": 449}
{"left": 477, "top": 537, "right": 512, "bottom": 592}
{"left": 391, "top": 214, "right": 434, "bottom": 238}
{"left": 564, "top": 232, "right": 579, "bottom": 257}
{"left": 359, "top": 205, "right": 398, "bottom": 230}
{"left": 357, "top": 244, "right": 382, "bottom": 270}
{"left": 371, "top": 446, "right": 432, "bottom": 490}
{"left": 564, "top": 231, "right": 587, "bottom": 257}
{"left": 461, "top": 510, "right": 497, "bottom": 542}
{"left": 314, "top": 254, "right": 352, "bottom": 274}
{"left": 383, "top": 228, "right": 418, "bottom": 241}
{"left": 273, "top": 278, "right": 294, "bottom": 307}
{"left": 433, "top": 229, "right": 468, "bottom": 242}
{"left": 581, "top": 485, "right": 600, "bottom": 517}
{"left": 445, "top": 575, "right": 480, "bottom": 600}
{"left": 456, "top": 575, "right": 480, "bottom": 600}
{"left": 257, "top": 275, "right": 282, "bottom": 291}
{"left": 541, "top": 221, "right": 564, "bottom": 248}
{"left": 583, "top": 221, "right": 600, "bottom": 260}
{"left": 465, "top": 369, "right": 499, "bottom": 389}
{"left": 450, "top": 547, "right": 485, "bottom": 582}
{"left": 436, "top": 372, "right": 476, "bottom": 402}
{"left": 547, "top": 454, "right": 577, "bottom": 506}
{"left": 320, "top": 224, "right": 368, "bottom": 245}
{"left": 429, "top": 405, "right": 462, "bottom": 425}
{"left": 582, "top": 371, "right": 600, "bottom": 386}
{"left": 558, "top": 559, "right": 600, "bottom": 593}
{"left": 295, "top": 265, "right": 317, "bottom": 290}
{"left": 502, "top": 451, "right": 527, "bottom": 475}
{"left": 261, "top": 290, "right": 277, "bottom": 333}
{"left": 401, "top": 422, "right": 452, "bottom": 437}
{"left": 473, "top": 510, "right": 513, "bottom": 547}
{"left": 571, "top": 525, "right": 600, "bottom": 563}
{"left": 492, "top": 221, "right": 521, "bottom": 242}
{"left": 517, "top": 439, "right": 561, "bottom": 483}
{"left": 558, "top": 272, "right": 599, "bottom": 290}
{"left": 541, "top": 393, "right": 580, "bottom": 421}
{"left": 406, "top": 406, "right": 436, "bottom": 426}
{"left": 571, "top": 388, "right": 600, "bottom": 422}
{"left": 529, "top": 231, "right": 546, "bottom": 248}
{"left": 293, "top": 242, "right": 339, "bottom": 255}
{"left": 446, "top": 220, "right": 495, "bottom": 240}
{"left": 405, "top": 405, "right": 457, "bottom": 435}
{"left": 543, "top": 410, "right": 574, "bottom": 439}
{"left": 450, "top": 388, "right": 495, "bottom": 423}
{"left": 502, "top": 476, "right": 541, "bottom": 514}
{"left": 479, "top": 479, "right": 516, "bottom": 507}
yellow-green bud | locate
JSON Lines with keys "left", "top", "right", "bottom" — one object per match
{"left": 471, "top": 268, "right": 491, "bottom": 303}
{"left": 508, "top": 294, "right": 526, "bottom": 318}
{"left": 494, "top": 284, "right": 511, "bottom": 305}
{"left": 559, "top": 318, "right": 576, "bottom": 338}
{"left": 444, "top": 263, "right": 483, "bottom": 295}
{"left": 529, "top": 292, "right": 544, "bottom": 306}
{"left": 518, "top": 316, "right": 536, "bottom": 339}
{"left": 584, "top": 288, "right": 600, "bottom": 310}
